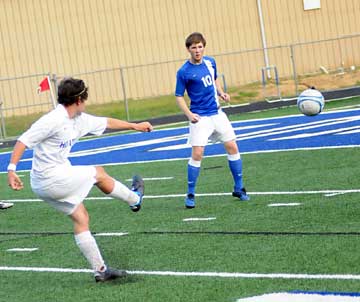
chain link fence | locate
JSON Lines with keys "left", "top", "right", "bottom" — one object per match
{"left": 1, "top": 34, "right": 360, "bottom": 140}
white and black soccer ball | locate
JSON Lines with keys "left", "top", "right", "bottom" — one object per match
{"left": 297, "top": 88, "right": 325, "bottom": 116}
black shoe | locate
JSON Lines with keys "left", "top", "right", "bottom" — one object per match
{"left": 0, "top": 202, "right": 14, "bottom": 210}
{"left": 130, "top": 175, "right": 144, "bottom": 212}
{"left": 95, "top": 268, "right": 128, "bottom": 282}
{"left": 232, "top": 188, "right": 250, "bottom": 201}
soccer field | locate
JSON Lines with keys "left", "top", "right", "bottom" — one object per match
{"left": 1, "top": 105, "right": 360, "bottom": 301}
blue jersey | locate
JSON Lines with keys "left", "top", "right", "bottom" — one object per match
{"left": 175, "top": 56, "right": 219, "bottom": 116}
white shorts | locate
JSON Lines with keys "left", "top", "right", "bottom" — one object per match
{"left": 31, "top": 165, "right": 97, "bottom": 215}
{"left": 188, "top": 110, "right": 236, "bottom": 146}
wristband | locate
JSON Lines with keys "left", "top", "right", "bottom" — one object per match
{"left": 7, "top": 163, "right": 16, "bottom": 171}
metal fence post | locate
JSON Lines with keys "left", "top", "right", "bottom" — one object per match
{"left": 261, "top": 65, "right": 281, "bottom": 100}
{"left": 337, "top": 38, "right": 345, "bottom": 73}
{"left": 290, "top": 44, "right": 299, "bottom": 96}
{"left": 52, "top": 73, "right": 58, "bottom": 100}
{"left": 0, "top": 99, "right": 6, "bottom": 140}
{"left": 119, "top": 66, "right": 130, "bottom": 121}
{"left": 220, "top": 73, "right": 227, "bottom": 93}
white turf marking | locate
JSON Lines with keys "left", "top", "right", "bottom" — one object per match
{"left": 149, "top": 143, "right": 189, "bottom": 151}
{"left": 236, "top": 293, "right": 360, "bottom": 302}
{"left": 125, "top": 177, "right": 174, "bottom": 181}
{"left": 183, "top": 217, "right": 216, "bottom": 222}
{"left": 268, "top": 203, "right": 301, "bottom": 207}
{"left": 94, "top": 232, "right": 128, "bottom": 237}
{"left": 324, "top": 192, "right": 346, "bottom": 197}
{"left": 68, "top": 134, "right": 189, "bottom": 157}
{"left": 2, "top": 189, "right": 360, "bottom": 203}
{"left": 0, "top": 266, "right": 92, "bottom": 273}
{"left": 1, "top": 266, "right": 360, "bottom": 280}
{"left": 270, "top": 124, "right": 360, "bottom": 141}
{"left": 237, "top": 116, "right": 359, "bottom": 141}
{"left": 339, "top": 128, "right": 360, "bottom": 134}
{"left": 2, "top": 145, "right": 360, "bottom": 174}
{"left": 7, "top": 248, "right": 38, "bottom": 252}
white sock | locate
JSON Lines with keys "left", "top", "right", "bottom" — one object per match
{"left": 227, "top": 153, "right": 241, "bottom": 161}
{"left": 107, "top": 180, "right": 140, "bottom": 206}
{"left": 75, "top": 231, "right": 106, "bottom": 273}
{"left": 188, "top": 158, "right": 201, "bottom": 167}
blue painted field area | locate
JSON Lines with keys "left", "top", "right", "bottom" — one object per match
{"left": 236, "top": 291, "right": 360, "bottom": 302}
{"left": 1, "top": 108, "right": 360, "bottom": 172}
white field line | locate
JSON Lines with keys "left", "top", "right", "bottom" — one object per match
{"left": 324, "top": 192, "right": 346, "bottom": 197}
{"left": 94, "top": 232, "right": 128, "bottom": 237}
{"left": 236, "top": 293, "right": 360, "bottom": 302}
{"left": 2, "top": 189, "right": 360, "bottom": 203}
{"left": 270, "top": 125, "right": 360, "bottom": 141}
{"left": 6, "top": 248, "right": 38, "bottom": 252}
{"left": 1, "top": 144, "right": 360, "bottom": 174}
{"left": 1, "top": 266, "right": 360, "bottom": 280}
{"left": 183, "top": 217, "right": 216, "bottom": 221}
{"left": 125, "top": 177, "right": 174, "bottom": 181}
{"left": 236, "top": 116, "right": 360, "bottom": 141}
{"left": 267, "top": 203, "right": 302, "bottom": 207}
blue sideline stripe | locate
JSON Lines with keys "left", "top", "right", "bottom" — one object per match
{"left": 290, "top": 290, "right": 360, "bottom": 297}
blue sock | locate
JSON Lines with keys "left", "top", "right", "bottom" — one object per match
{"left": 187, "top": 164, "right": 200, "bottom": 195}
{"left": 228, "top": 158, "right": 243, "bottom": 192}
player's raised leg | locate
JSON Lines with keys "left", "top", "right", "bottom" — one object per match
{"left": 129, "top": 175, "right": 144, "bottom": 212}
{"left": 94, "top": 167, "right": 144, "bottom": 212}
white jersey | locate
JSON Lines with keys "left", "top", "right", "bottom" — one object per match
{"left": 19, "top": 104, "right": 107, "bottom": 185}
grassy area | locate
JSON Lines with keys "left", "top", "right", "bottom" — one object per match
{"left": 0, "top": 146, "right": 360, "bottom": 301}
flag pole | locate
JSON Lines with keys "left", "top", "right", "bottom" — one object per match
{"left": 48, "top": 75, "right": 57, "bottom": 108}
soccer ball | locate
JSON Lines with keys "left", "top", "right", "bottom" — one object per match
{"left": 297, "top": 88, "right": 325, "bottom": 116}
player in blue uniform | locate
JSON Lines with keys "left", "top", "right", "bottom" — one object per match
{"left": 175, "top": 32, "right": 250, "bottom": 208}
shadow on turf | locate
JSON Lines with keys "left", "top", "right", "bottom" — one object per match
{"left": 2, "top": 231, "right": 360, "bottom": 238}
{"left": 93, "top": 274, "right": 141, "bottom": 286}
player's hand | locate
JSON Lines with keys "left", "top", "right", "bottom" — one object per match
{"left": 219, "top": 93, "right": 230, "bottom": 103}
{"left": 8, "top": 171, "right": 24, "bottom": 191}
{"left": 135, "top": 122, "right": 153, "bottom": 132}
{"left": 189, "top": 113, "right": 200, "bottom": 124}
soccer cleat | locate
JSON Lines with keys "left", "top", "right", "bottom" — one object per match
{"left": 232, "top": 188, "right": 250, "bottom": 201}
{"left": 130, "top": 175, "right": 144, "bottom": 212}
{"left": 0, "top": 202, "right": 14, "bottom": 210}
{"left": 185, "top": 193, "right": 195, "bottom": 209}
{"left": 95, "top": 267, "right": 128, "bottom": 282}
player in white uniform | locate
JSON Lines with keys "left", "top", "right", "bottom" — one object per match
{"left": 7, "top": 77, "right": 153, "bottom": 282}
{"left": 175, "top": 32, "right": 250, "bottom": 209}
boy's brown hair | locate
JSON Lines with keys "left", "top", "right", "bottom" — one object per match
{"left": 185, "top": 32, "right": 206, "bottom": 48}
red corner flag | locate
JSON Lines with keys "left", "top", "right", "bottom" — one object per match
{"left": 37, "top": 77, "right": 50, "bottom": 94}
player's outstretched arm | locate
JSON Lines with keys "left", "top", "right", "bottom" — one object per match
{"left": 7, "top": 141, "right": 26, "bottom": 190}
{"left": 106, "top": 118, "right": 153, "bottom": 132}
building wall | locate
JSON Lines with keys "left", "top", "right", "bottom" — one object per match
{"left": 0, "top": 0, "right": 359, "bottom": 116}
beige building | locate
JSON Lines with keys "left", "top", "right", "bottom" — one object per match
{"left": 0, "top": 0, "right": 359, "bottom": 116}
